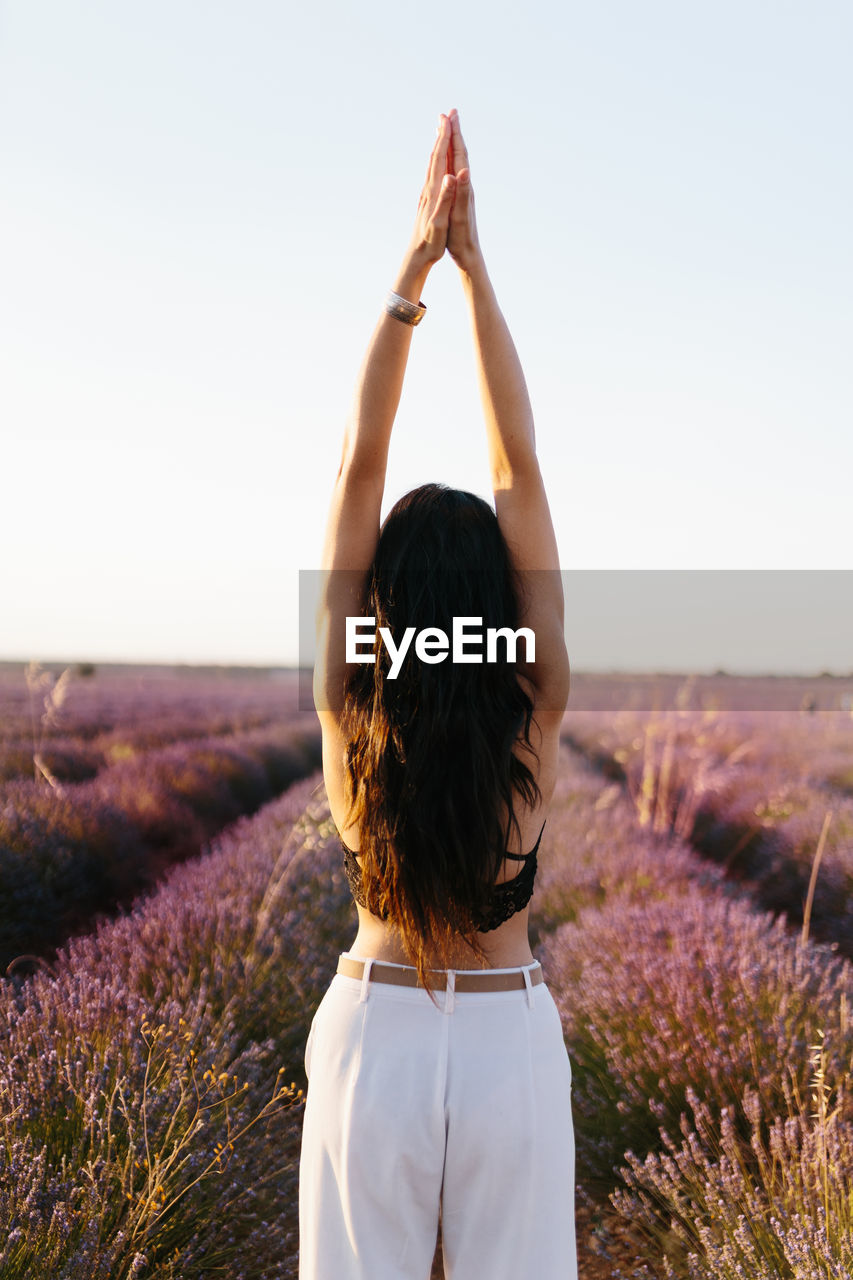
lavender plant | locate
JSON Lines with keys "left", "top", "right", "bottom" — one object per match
{"left": 1, "top": 723, "right": 321, "bottom": 969}
{"left": 542, "top": 891, "right": 853, "bottom": 1191}
{"left": 612, "top": 1066, "right": 853, "bottom": 1279}
{"left": 564, "top": 708, "right": 853, "bottom": 955}
{"left": 0, "top": 774, "right": 354, "bottom": 1279}
{"left": 540, "top": 741, "right": 853, "bottom": 1277}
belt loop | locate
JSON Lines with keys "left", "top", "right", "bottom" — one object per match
{"left": 523, "top": 965, "right": 535, "bottom": 1009}
{"left": 445, "top": 969, "right": 456, "bottom": 1015}
{"left": 359, "top": 958, "right": 374, "bottom": 1003}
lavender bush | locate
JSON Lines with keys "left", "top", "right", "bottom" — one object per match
{"left": 611, "top": 1071, "right": 853, "bottom": 1279}
{"left": 564, "top": 708, "right": 853, "bottom": 954}
{"left": 541, "top": 891, "right": 852, "bottom": 1189}
{"left": 0, "top": 774, "right": 355, "bottom": 1279}
{"left": 539, "top": 742, "right": 853, "bottom": 1277}
{"left": 0, "top": 664, "right": 321, "bottom": 969}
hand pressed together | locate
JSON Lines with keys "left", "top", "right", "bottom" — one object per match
{"left": 406, "top": 114, "right": 456, "bottom": 268}
{"left": 405, "top": 109, "right": 483, "bottom": 277}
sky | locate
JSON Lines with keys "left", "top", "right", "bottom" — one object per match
{"left": 2, "top": 1, "right": 851, "bottom": 672}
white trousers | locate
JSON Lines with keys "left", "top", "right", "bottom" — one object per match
{"left": 298, "top": 955, "right": 577, "bottom": 1280}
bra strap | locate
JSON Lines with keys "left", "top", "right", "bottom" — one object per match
{"left": 504, "top": 819, "right": 546, "bottom": 861}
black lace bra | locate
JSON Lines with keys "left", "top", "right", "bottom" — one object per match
{"left": 339, "top": 821, "right": 545, "bottom": 933}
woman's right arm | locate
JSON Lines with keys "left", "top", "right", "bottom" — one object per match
{"left": 447, "top": 110, "right": 570, "bottom": 715}
{"left": 314, "top": 116, "right": 456, "bottom": 722}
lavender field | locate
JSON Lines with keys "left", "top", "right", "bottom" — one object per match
{"left": 1, "top": 669, "right": 851, "bottom": 1277}
{"left": 0, "top": 663, "right": 320, "bottom": 970}
{"left": 563, "top": 699, "right": 853, "bottom": 957}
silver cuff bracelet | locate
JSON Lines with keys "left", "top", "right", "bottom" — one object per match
{"left": 385, "top": 290, "right": 427, "bottom": 326}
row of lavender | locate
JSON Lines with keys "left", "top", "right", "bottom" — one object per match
{"left": 0, "top": 666, "right": 320, "bottom": 970}
{"left": 0, "top": 664, "right": 308, "bottom": 784}
{"left": 2, "top": 738, "right": 850, "bottom": 1277}
{"left": 536, "top": 744, "right": 852, "bottom": 1278}
{"left": 0, "top": 773, "right": 355, "bottom": 1279}
{"left": 562, "top": 708, "right": 853, "bottom": 957}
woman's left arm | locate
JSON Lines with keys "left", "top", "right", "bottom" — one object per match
{"left": 315, "top": 113, "right": 456, "bottom": 718}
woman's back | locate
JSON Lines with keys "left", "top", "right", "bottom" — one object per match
{"left": 324, "top": 696, "right": 563, "bottom": 970}
{"left": 317, "top": 482, "right": 566, "bottom": 980}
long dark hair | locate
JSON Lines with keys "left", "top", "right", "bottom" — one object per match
{"left": 342, "top": 483, "right": 541, "bottom": 988}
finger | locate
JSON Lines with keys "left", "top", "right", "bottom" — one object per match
{"left": 449, "top": 168, "right": 470, "bottom": 221}
{"left": 427, "top": 114, "right": 451, "bottom": 194}
{"left": 420, "top": 115, "right": 446, "bottom": 191}
{"left": 448, "top": 108, "right": 469, "bottom": 176}
{"left": 428, "top": 173, "right": 457, "bottom": 236}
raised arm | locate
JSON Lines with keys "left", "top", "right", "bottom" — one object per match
{"left": 315, "top": 115, "right": 457, "bottom": 717}
{"left": 447, "top": 109, "right": 569, "bottom": 712}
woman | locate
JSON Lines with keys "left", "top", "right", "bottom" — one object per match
{"left": 299, "top": 110, "right": 577, "bottom": 1280}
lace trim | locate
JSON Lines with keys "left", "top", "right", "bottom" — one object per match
{"left": 340, "top": 824, "right": 543, "bottom": 932}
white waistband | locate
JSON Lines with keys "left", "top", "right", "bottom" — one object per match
{"left": 340, "top": 950, "right": 542, "bottom": 976}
